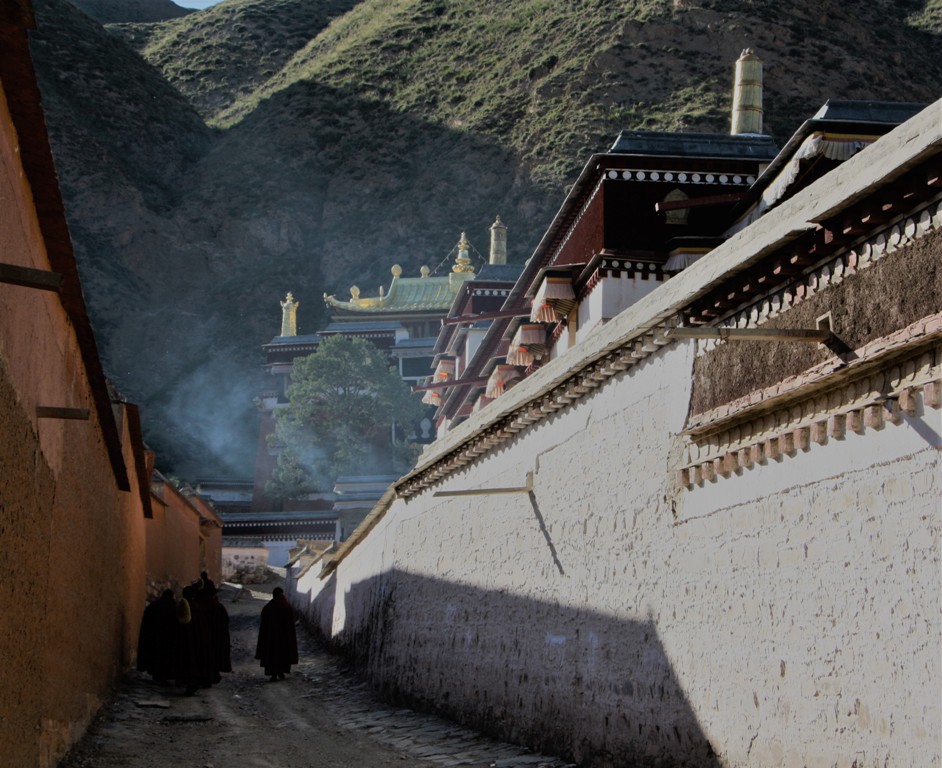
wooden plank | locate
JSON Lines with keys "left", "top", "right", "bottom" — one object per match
{"left": 36, "top": 406, "right": 90, "bottom": 420}
{"left": 666, "top": 327, "right": 832, "bottom": 343}
{"left": 433, "top": 471, "right": 533, "bottom": 497}
{"left": 0, "top": 263, "right": 62, "bottom": 292}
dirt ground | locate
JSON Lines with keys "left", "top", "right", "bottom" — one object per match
{"left": 57, "top": 581, "right": 574, "bottom": 768}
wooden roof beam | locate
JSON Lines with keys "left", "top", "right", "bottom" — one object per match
{"left": 442, "top": 309, "right": 531, "bottom": 326}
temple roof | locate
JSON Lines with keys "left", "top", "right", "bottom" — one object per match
{"left": 609, "top": 130, "right": 779, "bottom": 160}
{"left": 394, "top": 337, "right": 438, "bottom": 349}
{"left": 325, "top": 268, "right": 476, "bottom": 314}
{"left": 474, "top": 263, "right": 525, "bottom": 282}
{"left": 321, "top": 321, "right": 404, "bottom": 333}
{"left": 324, "top": 234, "right": 479, "bottom": 315}
{"left": 266, "top": 333, "right": 321, "bottom": 345}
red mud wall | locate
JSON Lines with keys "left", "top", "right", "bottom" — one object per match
{"left": 0, "top": 61, "right": 146, "bottom": 767}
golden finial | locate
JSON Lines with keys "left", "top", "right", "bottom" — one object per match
{"left": 391, "top": 264, "right": 402, "bottom": 278}
{"left": 420, "top": 266, "right": 430, "bottom": 277}
{"left": 452, "top": 232, "right": 475, "bottom": 273}
{"left": 350, "top": 286, "right": 360, "bottom": 304}
{"left": 280, "top": 292, "right": 298, "bottom": 337}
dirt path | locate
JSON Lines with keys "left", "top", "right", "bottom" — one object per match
{"left": 58, "top": 581, "right": 574, "bottom": 768}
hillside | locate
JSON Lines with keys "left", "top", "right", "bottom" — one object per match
{"left": 29, "top": 0, "right": 942, "bottom": 479}
{"left": 69, "top": 0, "right": 191, "bottom": 23}
{"left": 109, "top": 0, "right": 360, "bottom": 118}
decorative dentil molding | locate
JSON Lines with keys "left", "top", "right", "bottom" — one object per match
{"left": 399, "top": 197, "right": 942, "bottom": 500}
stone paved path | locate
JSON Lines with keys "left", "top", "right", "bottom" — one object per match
{"left": 57, "top": 581, "right": 577, "bottom": 768}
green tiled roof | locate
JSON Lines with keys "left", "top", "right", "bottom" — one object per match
{"left": 325, "top": 237, "right": 479, "bottom": 314}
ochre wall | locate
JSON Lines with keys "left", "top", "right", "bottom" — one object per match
{"left": 0, "top": 76, "right": 147, "bottom": 766}
{"left": 147, "top": 484, "right": 204, "bottom": 595}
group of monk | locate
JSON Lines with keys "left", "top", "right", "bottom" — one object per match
{"left": 136, "top": 572, "right": 232, "bottom": 695}
{"left": 136, "top": 575, "right": 298, "bottom": 694}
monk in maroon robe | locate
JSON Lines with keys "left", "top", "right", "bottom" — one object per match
{"left": 137, "top": 589, "right": 176, "bottom": 683}
{"left": 255, "top": 587, "right": 298, "bottom": 681}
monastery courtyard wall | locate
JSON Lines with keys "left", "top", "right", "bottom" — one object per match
{"left": 296, "top": 338, "right": 939, "bottom": 767}
{"left": 293, "top": 104, "right": 942, "bottom": 768}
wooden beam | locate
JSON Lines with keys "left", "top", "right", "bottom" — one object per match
{"left": 36, "top": 406, "right": 90, "bottom": 420}
{"left": 655, "top": 191, "right": 746, "bottom": 213}
{"left": 411, "top": 376, "right": 489, "bottom": 393}
{"left": 0, "top": 263, "right": 62, "bottom": 292}
{"left": 666, "top": 327, "right": 832, "bottom": 343}
{"left": 842, "top": 217, "right": 867, "bottom": 236}
{"left": 772, "top": 259, "right": 804, "bottom": 277}
{"left": 442, "top": 309, "right": 531, "bottom": 326}
{"left": 432, "top": 471, "right": 533, "bottom": 497}
{"left": 860, "top": 208, "right": 891, "bottom": 227}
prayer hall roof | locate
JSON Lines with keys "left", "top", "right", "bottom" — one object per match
{"left": 324, "top": 235, "right": 478, "bottom": 315}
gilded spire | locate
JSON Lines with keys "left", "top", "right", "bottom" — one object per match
{"left": 280, "top": 292, "right": 298, "bottom": 337}
{"left": 452, "top": 232, "right": 475, "bottom": 274}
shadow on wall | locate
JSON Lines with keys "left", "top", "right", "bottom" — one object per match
{"left": 311, "top": 568, "right": 721, "bottom": 768}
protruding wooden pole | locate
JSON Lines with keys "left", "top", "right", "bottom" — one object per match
{"left": 666, "top": 327, "right": 832, "bottom": 343}
{"left": 36, "top": 406, "right": 90, "bottom": 420}
{"left": 0, "top": 263, "right": 62, "bottom": 292}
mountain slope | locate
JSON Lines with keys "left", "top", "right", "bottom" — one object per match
{"left": 158, "top": 0, "right": 942, "bottom": 182}
{"left": 109, "top": 0, "right": 361, "bottom": 119}
{"left": 68, "top": 0, "right": 191, "bottom": 23}
{"left": 32, "top": 0, "right": 942, "bottom": 479}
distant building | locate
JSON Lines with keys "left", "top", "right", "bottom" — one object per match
{"left": 220, "top": 222, "right": 512, "bottom": 563}
{"left": 417, "top": 218, "right": 524, "bottom": 431}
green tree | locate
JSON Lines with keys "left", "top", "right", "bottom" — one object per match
{"left": 266, "top": 335, "right": 426, "bottom": 500}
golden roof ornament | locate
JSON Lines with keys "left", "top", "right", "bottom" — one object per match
{"left": 350, "top": 285, "right": 361, "bottom": 305}
{"left": 280, "top": 292, "right": 298, "bottom": 337}
{"left": 452, "top": 232, "right": 475, "bottom": 274}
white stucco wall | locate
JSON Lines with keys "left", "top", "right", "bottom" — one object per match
{"left": 292, "top": 103, "right": 942, "bottom": 767}
{"left": 577, "top": 272, "right": 662, "bottom": 341}
{"left": 293, "top": 337, "right": 940, "bottom": 767}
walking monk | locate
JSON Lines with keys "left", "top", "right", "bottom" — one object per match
{"left": 255, "top": 587, "right": 298, "bottom": 681}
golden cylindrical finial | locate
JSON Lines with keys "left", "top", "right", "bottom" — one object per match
{"left": 489, "top": 215, "right": 508, "bottom": 265}
{"left": 280, "top": 292, "right": 298, "bottom": 337}
{"left": 731, "top": 48, "right": 763, "bottom": 135}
